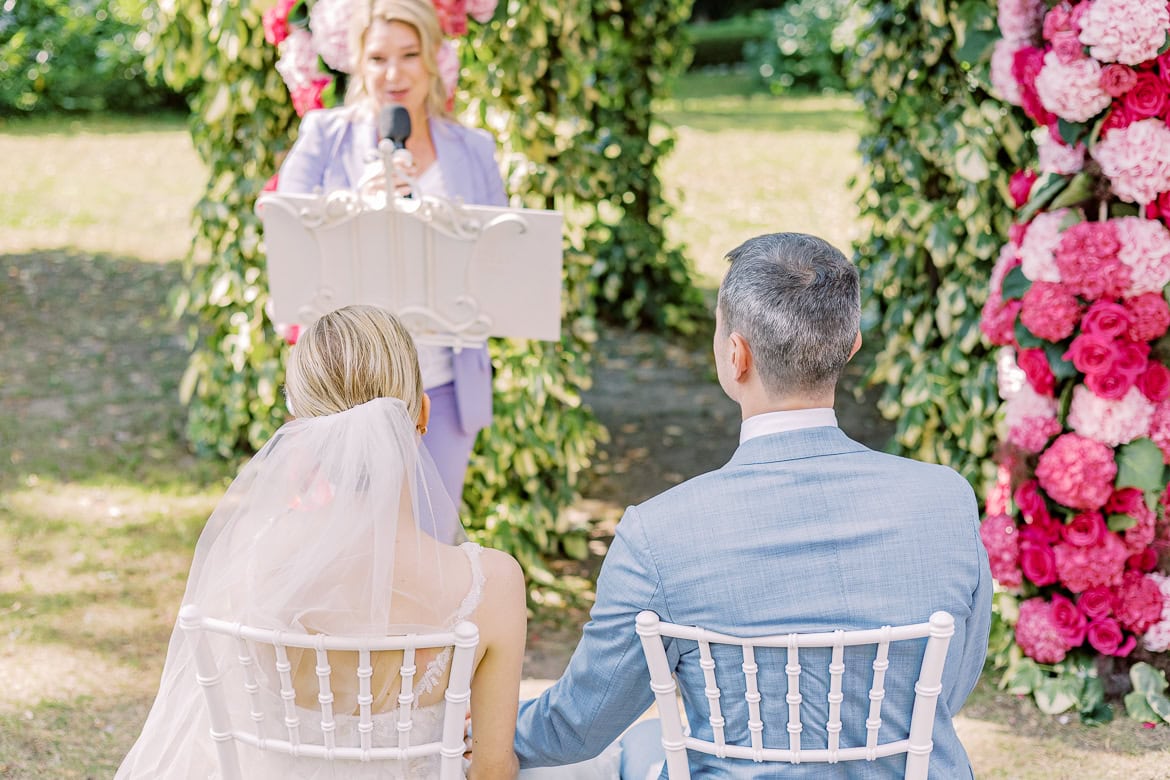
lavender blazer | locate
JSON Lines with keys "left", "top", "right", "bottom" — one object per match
{"left": 277, "top": 107, "right": 507, "bottom": 433}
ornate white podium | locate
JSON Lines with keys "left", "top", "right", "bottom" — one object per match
{"left": 256, "top": 190, "right": 563, "bottom": 348}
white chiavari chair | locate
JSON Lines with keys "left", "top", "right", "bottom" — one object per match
{"left": 635, "top": 610, "right": 954, "bottom": 779}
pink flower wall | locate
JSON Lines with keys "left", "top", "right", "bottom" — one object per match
{"left": 982, "top": 0, "right": 1170, "bottom": 678}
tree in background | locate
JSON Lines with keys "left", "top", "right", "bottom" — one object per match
{"left": 0, "top": 0, "right": 184, "bottom": 114}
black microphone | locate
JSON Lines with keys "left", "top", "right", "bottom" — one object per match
{"left": 378, "top": 104, "right": 411, "bottom": 150}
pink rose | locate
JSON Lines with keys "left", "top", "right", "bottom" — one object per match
{"left": 1020, "top": 541, "right": 1059, "bottom": 586}
{"left": 1051, "top": 593, "right": 1088, "bottom": 647}
{"left": 1100, "top": 64, "right": 1139, "bottom": 97}
{"left": 263, "top": 0, "right": 299, "bottom": 46}
{"left": 1016, "top": 480, "right": 1056, "bottom": 530}
{"left": 1063, "top": 333, "right": 1118, "bottom": 375}
{"left": 1043, "top": 3, "right": 1072, "bottom": 40}
{"left": 1124, "top": 72, "right": 1168, "bottom": 119}
{"left": 1139, "top": 361, "right": 1170, "bottom": 402}
{"left": 1062, "top": 511, "right": 1106, "bottom": 547}
{"left": 1086, "top": 370, "right": 1136, "bottom": 400}
{"left": 1051, "top": 30, "right": 1084, "bottom": 63}
{"left": 1014, "top": 46, "right": 1057, "bottom": 125}
{"left": 1128, "top": 548, "right": 1159, "bottom": 572}
{"left": 1100, "top": 102, "right": 1135, "bottom": 136}
{"left": 1086, "top": 618, "right": 1136, "bottom": 656}
{"left": 433, "top": 0, "right": 469, "bottom": 36}
{"left": 1078, "top": 586, "right": 1116, "bottom": 620}
{"left": 1010, "top": 169, "right": 1039, "bottom": 207}
{"left": 1017, "top": 348, "right": 1056, "bottom": 396}
{"left": 1124, "top": 292, "right": 1170, "bottom": 341}
{"left": 1081, "top": 301, "right": 1132, "bottom": 339}
{"left": 291, "top": 79, "right": 329, "bottom": 117}
{"left": 1116, "top": 341, "right": 1151, "bottom": 377}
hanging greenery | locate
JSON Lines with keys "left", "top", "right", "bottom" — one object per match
{"left": 847, "top": 0, "right": 1029, "bottom": 489}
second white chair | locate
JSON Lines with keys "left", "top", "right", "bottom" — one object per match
{"left": 635, "top": 610, "right": 955, "bottom": 780}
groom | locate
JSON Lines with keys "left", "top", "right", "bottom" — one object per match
{"left": 513, "top": 232, "right": 992, "bottom": 777}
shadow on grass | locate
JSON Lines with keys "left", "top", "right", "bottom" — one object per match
{"left": 0, "top": 110, "right": 190, "bottom": 137}
{"left": 0, "top": 250, "right": 233, "bottom": 493}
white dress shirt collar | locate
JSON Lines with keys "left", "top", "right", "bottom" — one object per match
{"left": 739, "top": 408, "right": 838, "bottom": 444}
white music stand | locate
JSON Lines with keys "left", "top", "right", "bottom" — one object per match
{"left": 256, "top": 189, "right": 563, "bottom": 348}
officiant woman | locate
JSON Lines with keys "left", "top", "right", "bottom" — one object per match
{"left": 277, "top": 0, "right": 507, "bottom": 514}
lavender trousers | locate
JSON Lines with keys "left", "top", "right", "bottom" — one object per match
{"left": 422, "top": 381, "right": 478, "bottom": 543}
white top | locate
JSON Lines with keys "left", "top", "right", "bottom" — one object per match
{"left": 739, "top": 407, "right": 838, "bottom": 444}
{"left": 413, "top": 164, "right": 455, "bottom": 389}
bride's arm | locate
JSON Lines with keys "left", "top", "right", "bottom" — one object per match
{"left": 467, "top": 549, "right": 527, "bottom": 780}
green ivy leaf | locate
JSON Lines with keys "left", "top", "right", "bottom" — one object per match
{"left": 1106, "top": 513, "right": 1138, "bottom": 532}
{"left": 1125, "top": 690, "right": 1161, "bottom": 723}
{"left": 1116, "top": 439, "right": 1165, "bottom": 491}
{"left": 1034, "top": 676, "right": 1079, "bottom": 715}
{"left": 1043, "top": 341, "right": 1077, "bottom": 379}
{"left": 1001, "top": 265, "right": 1032, "bottom": 301}
{"left": 1056, "top": 118, "right": 1087, "bottom": 146}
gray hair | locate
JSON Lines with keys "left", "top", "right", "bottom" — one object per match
{"left": 717, "top": 233, "right": 860, "bottom": 398}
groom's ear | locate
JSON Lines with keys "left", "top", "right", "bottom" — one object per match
{"left": 728, "top": 331, "right": 752, "bottom": 381}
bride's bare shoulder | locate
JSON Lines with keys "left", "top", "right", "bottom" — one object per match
{"left": 477, "top": 548, "right": 526, "bottom": 607}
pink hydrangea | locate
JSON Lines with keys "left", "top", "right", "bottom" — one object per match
{"left": 437, "top": 39, "right": 459, "bottom": 98}
{"left": 1113, "top": 571, "right": 1166, "bottom": 634}
{"left": 981, "top": 514, "right": 1022, "bottom": 587}
{"left": 1053, "top": 220, "right": 1130, "bottom": 301}
{"left": 434, "top": 0, "right": 469, "bottom": 36}
{"left": 1115, "top": 217, "right": 1170, "bottom": 296}
{"left": 1148, "top": 399, "right": 1170, "bottom": 463}
{"left": 309, "top": 0, "right": 354, "bottom": 73}
{"left": 275, "top": 28, "right": 328, "bottom": 93}
{"left": 1054, "top": 531, "right": 1129, "bottom": 592}
{"left": 1019, "top": 209, "right": 1072, "bottom": 283}
{"left": 992, "top": 39, "right": 1025, "bottom": 105}
{"left": 1142, "top": 573, "right": 1170, "bottom": 652}
{"left": 1016, "top": 597, "right": 1074, "bottom": 663}
{"left": 1035, "top": 51, "right": 1113, "bottom": 122}
{"left": 1004, "top": 384, "right": 1061, "bottom": 453}
{"left": 1078, "top": 0, "right": 1170, "bottom": 66}
{"left": 1036, "top": 126, "right": 1085, "bottom": 175}
{"left": 981, "top": 245, "right": 1024, "bottom": 346}
{"left": 999, "top": 0, "right": 1047, "bottom": 41}
{"left": 1091, "top": 118, "right": 1170, "bottom": 205}
{"left": 1020, "top": 281, "right": 1082, "bottom": 340}
{"left": 1035, "top": 433, "right": 1117, "bottom": 510}
{"left": 1067, "top": 385, "right": 1155, "bottom": 446}
{"left": 1125, "top": 292, "right": 1170, "bottom": 342}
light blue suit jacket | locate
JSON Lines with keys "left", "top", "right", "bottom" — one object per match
{"left": 515, "top": 426, "right": 992, "bottom": 778}
{"left": 276, "top": 107, "right": 507, "bottom": 432}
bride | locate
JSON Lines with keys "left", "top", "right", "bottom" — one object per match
{"left": 116, "top": 304, "right": 527, "bottom": 778}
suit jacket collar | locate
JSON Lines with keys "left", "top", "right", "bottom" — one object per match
{"left": 727, "top": 425, "right": 869, "bottom": 467}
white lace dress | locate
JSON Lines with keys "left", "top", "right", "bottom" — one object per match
{"left": 239, "top": 543, "right": 487, "bottom": 779}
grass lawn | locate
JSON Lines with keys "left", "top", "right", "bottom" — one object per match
{"left": 1, "top": 75, "right": 1169, "bottom": 777}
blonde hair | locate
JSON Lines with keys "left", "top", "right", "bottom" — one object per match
{"left": 285, "top": 305, "right": 425, "bottom": 421}
{"left": 347, "top": 0, "right": 452, "bottom": 119}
